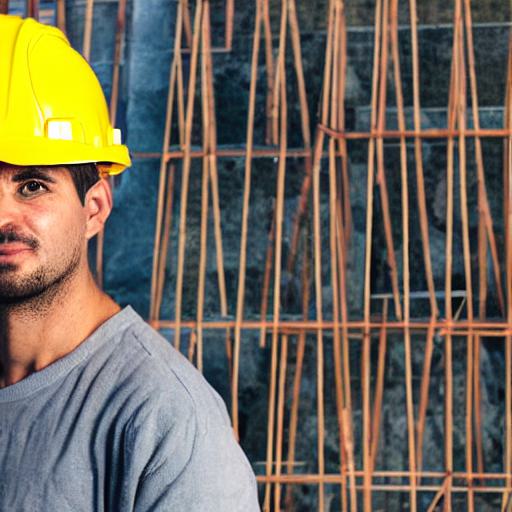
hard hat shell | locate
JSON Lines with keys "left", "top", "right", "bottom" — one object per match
{"left": 0, "top": 15, "right": 131, "bottom": 175}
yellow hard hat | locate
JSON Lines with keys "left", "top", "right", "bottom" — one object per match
{"left": 0, "top": 15, "right": 131, "bottom": 175}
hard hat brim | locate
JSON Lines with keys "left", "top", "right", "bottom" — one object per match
{"left": 0, "top": 137, "right": 131, "bottom": 175}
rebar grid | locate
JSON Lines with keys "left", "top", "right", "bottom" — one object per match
{"left": 147, "top": 1, "right": 511, "bottom": 509}
{"left": 5, "top": 0, "right": 512, "bottom": 510}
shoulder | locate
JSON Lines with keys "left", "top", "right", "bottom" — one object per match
{"left": 104, "top": 309, "right": 259, "bottom": 510}
{"left": 113, "top": 308, "right": 231, "bottom": 431}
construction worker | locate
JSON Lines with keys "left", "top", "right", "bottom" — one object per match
{"left": 0, "top": 14, "right": 258, "bottom": 511}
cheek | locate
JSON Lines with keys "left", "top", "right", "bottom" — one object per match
{"left": 24, "top": 203, "right": 87, "bottom": 249}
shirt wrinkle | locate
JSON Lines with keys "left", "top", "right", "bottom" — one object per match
{"left": 130, "top": 328, "right": 202, "bottom": 418}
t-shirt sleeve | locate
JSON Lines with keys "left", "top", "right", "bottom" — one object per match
{"left": 130, "top": 390, "right": 260, "bottom": 512}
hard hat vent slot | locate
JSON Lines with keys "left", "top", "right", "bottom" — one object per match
{"left": 113, "top": 128, "right": 122, "bottom": 145}
{"left": 47, "top": 120, "right": 73, "bottom": 141}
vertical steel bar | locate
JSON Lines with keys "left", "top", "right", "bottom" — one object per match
{"left": 271, "top": 39, "right": 290, "bottom": 510}
{"left": 285, "top": 242, "right": 310, "bottom": 511}
{"left": 203, "top": 3, "right": 229, "bottom": 320}
{"left": 274, "top": 334, "right": 289, "bottom": 511}
{"left": 336, "top": 217, "right": 352, "bottom": 403}
{"left": 328, "top": 136, "right": 349, "bottom": 509}
{"left": 375, "top": 0, "right": 402, "bottom": 322}
{"left": 262, "top": 0, "right": 275, "bottom": 144}
{"left": 370, "top": 298, "right": 388, "bottom": 471}
{"left": 342, "top": 407, "right": 358, "bottom": 511}
{"left": 225, "top": 0, "right": 234, "bottom": 50}
{"left": 321, "top": 0, "right": 336, "bottom": 128}
{"left": 336, "top": 203, "right": 357, "bottom": 512}
{"left": 362, "top": 0, "right": 384, "bottom": 508}
{"left": 408, "top": 0, "right": 439, "bottom": 318}
{"left": 330, "top": 0, "right": 341, "bottom": 131}
{"left": 324, "top": 9, "right": 356, "bottom": 491}
{"left": 336, "top": 0, "right": 352, "bottom": 246}
{"left": 416, "top": 321, "right": 435, "bottom": 476}
{"left": 176, "top": 46, "right": 186, "bottom": 147}
{"left": 287, "top": 0, "right": 310, "bottom": 151}
{"left": 182, "top": 0, "right": 193, "bottom": 47}
{"left": 311, "top": 127, "right": 326, "bottom": 510}
{"left": 464, "top": 0, "right": 502, "bottom": 479}
{"left": 259, "top": 206, "right": 276, "bottom": 349}
{"left": 262, "top": 309, "right": 280, "bottom": 512}
{"left": 455, "top": 6, "right": 474, "bottom": 509}
{"left": 326, "top": 8, "right": 349, "bottom": 508}
{"left": 195, "top": 1, "right": 214, "bottom": 373}
{"left": 150, "top": 1, "right": 184, "bottom": 320}
{"left": 463, "top": 0, "right": 504, "bottom": 315}
{"left": 154, "top": 165, "right": 176, "bottom": 319}
{"left": 270, "top": 0, "right": 288, "bottom": 151}
{"left": 336, "top": 202, "right": 357, "bottom": 512}
{"left": 187, "top": 329, "right": 197, "bottom": 362}
{"left": 390, "top": 0, "right": 416, "bottom": 508}
{"left": 443, "top": 3, "right": 462, "bottom": 507}
{"left": 473, "top": 330, "right": 484, "bottom": 478}
{"left": 264, "top": 2, "right": 289, "bottom": 506}
{"left": 174, "top": 0, "right": 204, "bottom": 350}
{"left": 285, "top": 0, "right": 313, "bottom": 276}
{"left": 195, "top": 135, "right": 209, "bottom": 372}
{"left": 109, "top": 0, "right": 128, "bottom": 130}
{"left": 82, "top": 0, "right": 94, "bottom": 61}
{"left": 502, "top": 31, "right": 512, "bottom": 512}
{"left": 232, "top": 0, "right": 262, "bottom": 436}
{"left": 56, "top": 0, "right": 66, "bottom": 32}
{"left": 26, "top": 0, "right": 39, "bottom": 18}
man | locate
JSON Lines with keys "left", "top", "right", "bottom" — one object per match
{"left": 0, "top": 14, "right": 259, "bottom": 511}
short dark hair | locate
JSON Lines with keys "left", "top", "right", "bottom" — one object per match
{"left": 67, "top": 163, "right": 100, "bottom": 204}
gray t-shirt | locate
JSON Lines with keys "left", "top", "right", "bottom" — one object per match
{"left": 0, "top": 307, "right": 259, "bottom": 511}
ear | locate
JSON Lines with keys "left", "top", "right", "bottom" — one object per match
{"left": 84, "top": 178, "right": 113, "bottom": 240}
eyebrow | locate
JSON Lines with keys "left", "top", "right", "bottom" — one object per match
{"left": 11, "top": 168, "right": 58, "bottom": 184}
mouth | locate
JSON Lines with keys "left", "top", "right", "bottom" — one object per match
{"left": 0, "top": 243, "right": 34, "bottom": 258}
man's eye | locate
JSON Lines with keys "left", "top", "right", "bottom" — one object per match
{"left": 19, "top": 181, "right": 48, "bottom": 197}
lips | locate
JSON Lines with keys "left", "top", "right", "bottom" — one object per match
{"left": 0, "top": 243, "right": 33, "bottom": 256}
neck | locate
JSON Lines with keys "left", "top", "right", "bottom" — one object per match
{"left": 0, "top": 266, "right": 120, "bottom": 387}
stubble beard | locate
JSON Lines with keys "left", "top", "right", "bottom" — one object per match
{"left": 0, "top": 244, "right": 83, "bottom": 313}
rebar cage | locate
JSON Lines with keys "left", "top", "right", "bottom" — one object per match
{"left": 4, "top": 1, "right": 512, "bottom": 510}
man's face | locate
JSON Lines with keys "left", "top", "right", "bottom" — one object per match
{"left": 0, "top": 164, "right": 87, "bottom": 303}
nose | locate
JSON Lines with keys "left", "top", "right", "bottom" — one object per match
{"left": 0, "top": 189, "right": 24, "bottom": 230}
